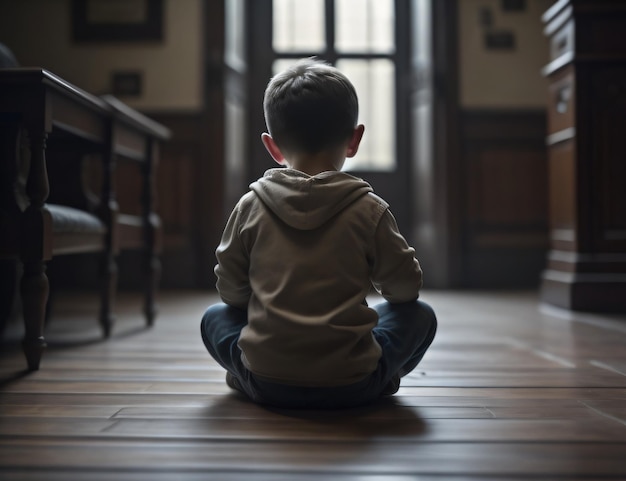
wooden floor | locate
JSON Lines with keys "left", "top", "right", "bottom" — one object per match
{"left": 1, "top": 289, "right": 625, "bottom": 480}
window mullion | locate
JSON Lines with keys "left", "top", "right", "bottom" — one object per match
{"left": 325, "top": 0, "right": 336, "bottom": 64}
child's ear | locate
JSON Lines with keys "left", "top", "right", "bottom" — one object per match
{"left": 346, "top": 125, "right": 365, "bottom": 158}
{"left": 261, "top": 133, "right": 286, "bottom": 165}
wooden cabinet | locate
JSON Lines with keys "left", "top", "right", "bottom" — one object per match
{"left": 541, "top": 0, "right": 626, "bottom": 311}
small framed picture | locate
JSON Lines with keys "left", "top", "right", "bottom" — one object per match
{"left": 501, "top": 0, "right": 526, "bottom": 12}
{"left": 72, "top": 0, "right": 164, "bottom": 42}
{"left": 111, "top": 71, "right": 143, "bottom": 96}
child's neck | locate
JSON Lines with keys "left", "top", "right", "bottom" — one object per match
{"left": 289, "top": 162, "right": 338, "bottom": 176}
{"left": 284, "top": 148, "right": 345, "bottom": 176}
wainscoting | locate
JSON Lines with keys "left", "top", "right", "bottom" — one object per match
{"left": 43, "top": 107, "right": 549, "bottom": 293}
{"left": 144, "top": 112, "right": 223, "bottom": 289}
{"left": 459, "top": 109, "right": 549, "bottom": 287}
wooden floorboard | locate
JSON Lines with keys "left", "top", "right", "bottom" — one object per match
{"left": 1, "top": 289, "right": 626, "bottom": 480}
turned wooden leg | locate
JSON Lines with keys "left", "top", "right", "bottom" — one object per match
{"left": 20, "top": 260, "right": 48, "bottom": 371}
{"left": 99, "top": 136, "right": 119, "bottom": 337}
{"left": 142, "top": 141, "right": 161, "bottom": 327}
{"left": 99, "top": 252, "right": 118, "bottom": 338}
{"left": 0, "top": 260, "right": 18, "bottom": 339}
{"left": 143, "top": 212, "right": 161, "bottom": 327}
{"left": 19, "top": 130, "right": 51, "bottom": 370}
{"left": 144, "top": 252, "right": 161, "bottom": 327}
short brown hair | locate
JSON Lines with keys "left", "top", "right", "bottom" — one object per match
{"left": 263, "top": 58, "right": 359, "bottom": 154}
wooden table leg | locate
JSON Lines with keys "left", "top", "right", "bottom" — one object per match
{"left": 19, "top": 130, "right": 51, "bottom": 371}
{"left": 99, "top": 143, "right": 119, "bottom": 338}
{"left": 20, "top": 260, "right": 48, "bottom": 370}
{"left": 142, "top": 140, "right": 161, "bottom": 326}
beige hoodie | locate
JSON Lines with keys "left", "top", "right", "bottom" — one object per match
{"left": 215, "top": 168, "right": 423, "bottom": 386}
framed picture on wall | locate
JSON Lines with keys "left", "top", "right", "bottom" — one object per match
{"left": 72, "top": 0, "right": 164, "bottom": 42}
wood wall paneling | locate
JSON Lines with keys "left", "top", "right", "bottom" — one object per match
{"left": 461, "top": 110, "right": 549, "bottom": 287}
{"left": 147, "top": 112, "right": 222, "bottom": 289}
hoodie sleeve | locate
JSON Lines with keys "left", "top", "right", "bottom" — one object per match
{"left": 370, "top": 209, "right": 423, "bottom": 303}
{"left": 214, "top": 201, "right": 252, "bottom": 310}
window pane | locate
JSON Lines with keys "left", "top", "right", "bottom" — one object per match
{"left": 273, "top": 0, "right": 325, "bottom": 53}
{"left": 225, "top": 0, "right": 245, "bottom": 70}
{"left": 336, "top": 0, "right": 394, "bottom": 53}
{"left": 336, "top": 59, "right": 396, "bottom": 171}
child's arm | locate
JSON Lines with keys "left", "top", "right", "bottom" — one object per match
{"left": 214, "top": 204, "right": 251, "bottom": 310}
{"left": 370, "top": 209, "right": 423, "bottom": 303}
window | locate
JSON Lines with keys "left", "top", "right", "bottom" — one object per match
{"left": 271, "top": 0, "right": 398, "bottom": 172}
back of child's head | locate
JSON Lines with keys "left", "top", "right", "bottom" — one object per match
{"left": 263, "top": 58, "right": 359, "bottom": 155}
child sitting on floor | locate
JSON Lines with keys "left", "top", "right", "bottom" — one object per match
{"left": 201, "top": 58, "right": 437, "bottom": 409}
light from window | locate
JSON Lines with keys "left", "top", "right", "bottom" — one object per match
{"left": 273, "top": 0, "right": 325, "bottom": 53}
{"left": 225, "top": 0, "right": 245, "bottom": 70}
{"left": 337, "top": 59, "right": 396, "bottom": 171}
{"left": 335, "top": 0, "right": 395, "bottom": 53}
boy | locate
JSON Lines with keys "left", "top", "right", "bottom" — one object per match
{"left": 201, "top": 58, "right": 437, "bottom": 409}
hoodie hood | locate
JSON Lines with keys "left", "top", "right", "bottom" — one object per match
{"left": 249, "top": 168, "right": 373, "bottom": 230}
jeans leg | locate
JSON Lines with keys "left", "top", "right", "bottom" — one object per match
{"left": 200, "top": 300, "right": 437, "bottom": 408}
{"left": 200, "top": 303, "right": 248, "bottom": 374}
{"left": 372, "top": 299, "right": 437, "bottom": 383}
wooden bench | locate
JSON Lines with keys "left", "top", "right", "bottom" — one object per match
{"left": 0, "top": 68, "right": 170, "bottom": 370}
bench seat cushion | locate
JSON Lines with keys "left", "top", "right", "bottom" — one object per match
{"left": 47, "top": 204, "right": 105, "bottom": 234}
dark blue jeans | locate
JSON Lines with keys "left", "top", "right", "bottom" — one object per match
{"left": 200, "top": 299, "right": 437, "bottom": 409}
